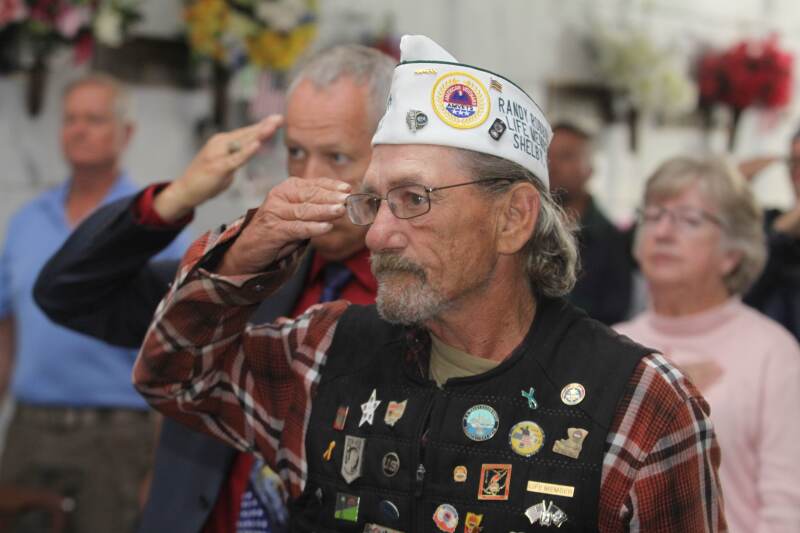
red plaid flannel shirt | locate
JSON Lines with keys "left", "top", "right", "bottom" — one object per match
{"left": 134, "top": 217, "right": 726, "bottom": 532}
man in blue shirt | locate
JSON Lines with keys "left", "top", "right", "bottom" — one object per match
{"left": 0, "top": 73, "right": 187, "bottom": 532}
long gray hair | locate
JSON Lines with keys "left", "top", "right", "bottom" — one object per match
{"left": 459, "top": 150, "right": 580, "bottom": 297}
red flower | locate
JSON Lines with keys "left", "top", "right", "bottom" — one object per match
{"left": 697, "top": 35, "right": 793, "bottom": 111}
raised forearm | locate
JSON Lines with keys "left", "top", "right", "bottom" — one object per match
{"left": 33, "top": 195, "right": 182, "bottom": 347}
{"left": 132, "top": 216, "right": 300, "bottom": 398}
{"left": 131, "top": 220, "right": 323, "bottom": 477}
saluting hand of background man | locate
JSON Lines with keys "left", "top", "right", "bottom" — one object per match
{"left": 154, "top": 115, "right": 285, "bottom": 223}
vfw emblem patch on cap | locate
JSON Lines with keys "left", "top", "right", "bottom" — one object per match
{"left": 432, "top": 72, "right": 490, "bottom": 129}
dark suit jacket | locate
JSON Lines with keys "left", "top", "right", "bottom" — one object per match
{"left": 567, "top": 197, "right": 633, "bottom": 325}
{"left": 34, "top": 194, "right": 313, "bottom": 533}
{"left": 744, "top": 208, "right": 800, "bottom": 342}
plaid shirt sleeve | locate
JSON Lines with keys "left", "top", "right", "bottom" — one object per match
{"left": 599, "top": 352, "right": 726, "bottom": 532}
{"left": 133, "top": 215, "right": 348, "bottom": 499}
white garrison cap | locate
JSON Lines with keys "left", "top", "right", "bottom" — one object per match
{"left": 372, "top": 35, "right": 552, "bottom": 186}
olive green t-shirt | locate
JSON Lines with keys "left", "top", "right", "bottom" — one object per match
{"left": 429, "top": 334, "right": 501, "bottom": 387}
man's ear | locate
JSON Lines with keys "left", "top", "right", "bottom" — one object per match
{"left": 496, "top": 183, "right": 539, "bottom": 255}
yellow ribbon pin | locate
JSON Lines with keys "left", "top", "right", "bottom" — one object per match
{"left": 323, "top": 440, "right": 336, "bottom": 461}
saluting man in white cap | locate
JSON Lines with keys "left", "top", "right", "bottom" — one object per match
{"left": 134, "top": 35, "right": 725, "bottom": 532}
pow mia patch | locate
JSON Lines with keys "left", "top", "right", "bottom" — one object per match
{"left": 341, "top": 435, "right": 365, "bottom": 483}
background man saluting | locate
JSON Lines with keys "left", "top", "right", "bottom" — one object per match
{"left": 34, "top": 46, "right": 395, "bottom": 533}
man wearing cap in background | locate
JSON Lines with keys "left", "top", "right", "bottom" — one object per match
{"left": 548, "top": 121, "right": 633, "bottom": 325}
{"left": 133, "top": 35, "right": 725, "bottom": 531}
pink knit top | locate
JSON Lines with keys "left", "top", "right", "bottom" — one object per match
{"left": 616, "top": 298, "right": 800, "bottom": 533}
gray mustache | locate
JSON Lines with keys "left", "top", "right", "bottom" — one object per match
{"left": 370, "top": 254, "right": 426, "bottom": 279}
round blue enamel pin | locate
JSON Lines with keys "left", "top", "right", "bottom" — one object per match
{"left": 462, "top": 404, "right": 500, "bottom": 442}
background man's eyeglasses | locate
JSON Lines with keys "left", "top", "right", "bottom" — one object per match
{"left": 345, "top": 178, "right": 519, "bottom": 226}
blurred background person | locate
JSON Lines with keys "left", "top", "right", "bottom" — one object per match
{"left": 33, "top": 45, "right": 394, "bottom": 533}
{"left": 0, "top": 74, "right": 188, "bottom": 532}
{"left": 547, "top": 121, "right": 633, "bottom": 324}
{"left": 743, "top": 127, "right": 800, "bottom": 342}
{"left": 615, "top": 156, "right": 800, "bottom": 533}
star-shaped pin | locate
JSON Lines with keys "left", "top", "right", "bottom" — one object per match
{"left": 359, "top": 388, "right": 381, "bottom": 427}
{"left": 521, "top": 387, "right": 538, "bottom": 410}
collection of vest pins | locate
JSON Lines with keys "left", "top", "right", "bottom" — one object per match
{"left": 325, "top": 381, "right": 589, "bottom": 531}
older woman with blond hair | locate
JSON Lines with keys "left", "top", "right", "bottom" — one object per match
{"left": 615, "top": 156, "right": 800, "bottom": 533}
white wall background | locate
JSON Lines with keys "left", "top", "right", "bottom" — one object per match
{"left": 3, "top": 0, "right": 800, "bottom": 235}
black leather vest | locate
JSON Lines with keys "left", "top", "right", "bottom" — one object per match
{"left": 290, "top": 297, "right": 648, "bottom": 532}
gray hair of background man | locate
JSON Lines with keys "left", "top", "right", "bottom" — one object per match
{"left": 637, "top": 156, "right": 766, "bottom": 295}
{"left": 62, "top": 72, "right": 133, "bottom": 123}
{"left": 287, "top": 44, "right": 396, "bottom": 129}
{"left": 459, "top": 150, "right": 580, "bottom": 297}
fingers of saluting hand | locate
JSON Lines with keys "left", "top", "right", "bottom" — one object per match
{"left": 268, "top": 177, "right": 351, "bottom": 221}
{"left": 204, "top": 114, "right": 283, "bottom": 159}
{"left": 253, "top": 177, "right": 351, "bottom": 239}
{"left": 226, "top": 114, "right": 284, "bottom": 148}
{"left": 214, "top": 114, "right": 285, "bottom": 168}
{"left": 253, "top": 114, "right": 284, "bottom": 141}
{"left": 273, "top": 201, "right": 346, "bottom": 225}
{"left": 229, "top": 177, "right": 351, "bottom": 271}
{"left": 220, "top": 138, "right": 262, "bottom": 170}
{"left": 277, "top": 176, "right": 351, "bottom": 201}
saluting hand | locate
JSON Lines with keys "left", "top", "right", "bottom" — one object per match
{"left": 218, "top": 176, "right": 351, "bottom": 275}
{"left": 154, "top": 115, "right": 285, "bottom": 223}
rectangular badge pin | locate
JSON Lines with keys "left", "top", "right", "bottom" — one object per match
{"left": 526, "top": 480, "right": 575, "bottom": 498}
{"left": 477, "top": 463, "right": 512, "bottom": 501}
{"left": 333, "top": 405, "right": 349, "bottom": 431}
{"left": 334, "top": 492, "right": 360, "bottom": 522}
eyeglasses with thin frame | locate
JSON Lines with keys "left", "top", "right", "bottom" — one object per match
{"left": 345, "top": 178, "right": 520, "bottom": 226}
{"left": 636, "top": 205, "right": 722, "bottom": 231}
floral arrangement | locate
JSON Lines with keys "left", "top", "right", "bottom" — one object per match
{"left": 697, "top": 36, "right": 793, "bottom": 112}
{"left": 0, "top": 0, "right": 142, "bottom": 63}
{"left": 589, "top": 26, "right": 697, "bottom": 119}
{"left": 0, "top": 0, "right": 141, "bottom": 115}
{"left": 184, "top": 0, "right": 318, "bottom": 71}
